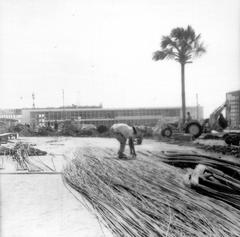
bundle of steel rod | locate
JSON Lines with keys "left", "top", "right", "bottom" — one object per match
{"left": 188, "top": 167, "right": 240, "bottom": 209}
{"left": 63, "top": 147, "right": 240, "bottom": 237}
{"left": 149, "top": 150, "right": 240, "bottom": 209}
{"left": 149, "top": 150, "right": 240, "bottom": 178}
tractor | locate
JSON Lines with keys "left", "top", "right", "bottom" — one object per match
{"left": 157, "top": 103, "right": 240, "bottom": 146}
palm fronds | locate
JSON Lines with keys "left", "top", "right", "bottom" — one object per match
{"left": 154, "top": 25, "right": 206, "bottom": 64}
{"left": 152, "top": 49, "right": 176, "bottom": 61}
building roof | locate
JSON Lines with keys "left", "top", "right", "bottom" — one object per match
{"left": 226, "top": 90, "right": 240, "bottom": 95}
{"left": 22, "top": 106, "right": 202, "bottom": 113}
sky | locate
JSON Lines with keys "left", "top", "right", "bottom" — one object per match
{"left": 0, "top": 0, "right": 239, "bottom": 117}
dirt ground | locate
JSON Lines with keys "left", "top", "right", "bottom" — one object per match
{"left": 0, "top": 136, "right": 239, "bottom": 237}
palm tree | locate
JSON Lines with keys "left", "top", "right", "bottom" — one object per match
{"left": 153, "top": 25, "right": 206, "bottom": 123}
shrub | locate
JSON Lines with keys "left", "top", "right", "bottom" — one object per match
{"left": 97, "top": 125, "right": 108, "bottom": 134}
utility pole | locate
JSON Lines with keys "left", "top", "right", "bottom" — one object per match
{"left": 32, "top": 93, "right": 35, "bottom": 109}
{"left": 62, "top": 89, "right": 65, "bottom": 120}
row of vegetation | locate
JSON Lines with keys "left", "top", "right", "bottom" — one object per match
{"left": 9, "top": 122, "right": 109, "bottom": 137}
{"left": 9, "top": 122, "right": 153, "bottom": 138}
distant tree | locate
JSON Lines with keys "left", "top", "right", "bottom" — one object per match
{"left": 153, "top": 25, "right": 206, "bottom": 122}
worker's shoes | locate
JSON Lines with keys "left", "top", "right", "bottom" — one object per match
{"left": 132, "top": 153, "right": 137, "bottom": 158}
{"left": 118, "top": 152, "right": 128, "bottom": 159}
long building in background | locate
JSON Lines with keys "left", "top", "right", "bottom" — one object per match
{"left": 0, "top": 109, "right": 22, "bottom": 121}
{"left": 0, "top": 106, "right": 203, "bottom": 128}
{"left": 226, "top": 90, "right": 240, "bottom": 129}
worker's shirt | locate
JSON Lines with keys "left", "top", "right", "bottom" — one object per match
{"left": 186, "top": 115, "right": 192, "bottom": 122}
{"left": 110, "top": 123, "right": 134, "bottom": 139}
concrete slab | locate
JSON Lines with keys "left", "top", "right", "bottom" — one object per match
{"left": 0, "top": 174, "right": 112, "bottom": 237}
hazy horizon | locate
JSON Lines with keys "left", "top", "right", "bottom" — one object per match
{"left": 0, "top": 0, "right": 239, "bottom": 117}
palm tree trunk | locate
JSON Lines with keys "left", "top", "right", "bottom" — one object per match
{"left": 181, "top": 63, "right": 186, "bottom": 123}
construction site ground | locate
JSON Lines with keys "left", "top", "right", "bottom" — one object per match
{"left": 0, "top": 136, "right": 239, "bottom": 237}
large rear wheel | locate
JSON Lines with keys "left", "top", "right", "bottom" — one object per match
{"left": 185, "top": 122, "right": 202, "bottom": 138}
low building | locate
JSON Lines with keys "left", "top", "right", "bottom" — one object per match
{"left": 0, "top": 109, "right": 22, "bottom": 122}
{"left": 226, "top": 90, "right": 240, "bottom": 129}
{"left": 0, "top": 105, "right": 204, "bottom": 129}
{"left": 20, "top": 106, "right": 203, "bottom": 128}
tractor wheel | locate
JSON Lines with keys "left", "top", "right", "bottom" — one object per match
{"left": 161, "top": 127, "right": 173, "bottom": 138}
{"left": 185, "top": 122, "right": 202, "bottom": 138}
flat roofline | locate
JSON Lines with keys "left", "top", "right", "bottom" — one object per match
{"left": 22, "top": 106, "right": 202, "bottom": 112}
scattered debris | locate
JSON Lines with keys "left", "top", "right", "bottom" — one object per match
{"left": 0, "top": 142, "right": 47, "bottom": 156}
{"left": 196, "top": 143, "right": 240, "bottom": 157}
{"left": 200, "top": 133, "right": 221, "bottom": 140}
{"left": 172, "top": 133, "right": 193, "bottom": 141}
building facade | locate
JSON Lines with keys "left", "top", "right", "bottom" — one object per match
{"left": 226, "top": 90, "right": 240, "bottom": 129}
{"left": 0, "top": 109, "right": 22, "bottom": 121}
{"left": 20, "top": 106, "right": 203, "bottom": 128}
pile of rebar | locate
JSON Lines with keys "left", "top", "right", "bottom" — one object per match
{"left": 196, "top": 143, "right": 240, "bottom": 157}
{"left": 0, "top": 142, "right": 48, "bottom": 171}
{"left": 63, "top": 147, "right": 240, "bottom": 237}
{"left": 11, "top": 142, "right": 30, "bottom": 169}
{"left": 0, "top": 142, "right": 47, "bottom": 156}
{"left": 152, "top": 150, "right": 240, "bottom": 209}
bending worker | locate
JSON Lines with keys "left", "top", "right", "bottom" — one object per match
{"left": 110, "top": 123, "right": 140, "bottom": 159}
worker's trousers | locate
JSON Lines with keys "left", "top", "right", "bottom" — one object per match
{"left": 112, "top": 132, "right": 127, "bottom": 154}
